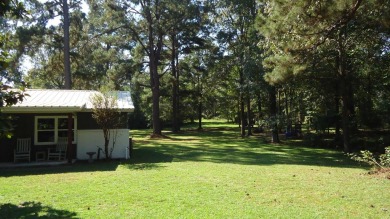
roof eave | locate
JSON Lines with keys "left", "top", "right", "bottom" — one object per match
{"left": 1, "top": 107, "right": 135, "bottom": 114}
{"left": 1, "top": 106, "right": 84, "bottom": 114}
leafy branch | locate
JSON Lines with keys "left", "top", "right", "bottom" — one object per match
{"left": 349, "top": 147, "right": 390, "bottom": 170}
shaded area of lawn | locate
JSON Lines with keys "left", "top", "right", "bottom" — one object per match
{"left": 129, "top": 125, "right": 361, "bottom": 169}
{"left": 0, "top": 160, "right": 120, "bottom": 177}
{"left": 0, "top": 201, "right": 78, "bottom": 219}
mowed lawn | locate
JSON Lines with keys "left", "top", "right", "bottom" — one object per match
{"left": 1, "top": 121, "right": 389, "bottom": 218}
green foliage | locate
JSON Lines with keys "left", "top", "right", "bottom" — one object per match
{"left": 0, "top": 0, "right": 26, "bottom": 18}
{"left": 259, "top": 114, "right": 284, "bottom": 132}
{"left": 349, "top": 147, "right": 390, "bottom": 169}
{"left": 0, "top": 83, "right": 28, "bottom": 139}
{"left": 91, "top": 92, "right": 124, "bottom": 159}
{"left": 0, "top": 0, "right": 27, "bottom": 139}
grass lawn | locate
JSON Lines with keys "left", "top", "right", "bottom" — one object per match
{"left": 1, "top": 120, "right": 389, "bottom": 218}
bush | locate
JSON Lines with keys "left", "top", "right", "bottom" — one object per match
{"left": 349, "top": 147, "right": 390, "bottom": 169}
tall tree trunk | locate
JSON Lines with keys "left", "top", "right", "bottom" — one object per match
{"left": 246, "top": 91, "right": 252, "bottom": 136}
{"left": 63, "top": 0, "right": 72, "bottom": 163}
{"left": 256, "top": 92, "right": 262, "bottom": 117}
{"left": 171, "top": 33, "right": 180, "bottom": 133}
{"left": 145, "top": 5, "right": 163, "bottom": 136}
{"left": 269, "top": 85, "right": 279, "bottom": 143}
{"left": 256, "top": 92, "right": 262, "bottom": 131}
{"left": 198, "top": 100, "right": 202, "bottom": 130}
{"left": 150, "top": 60, "right": 161, "bottom": 135}
{"left": 63, "top": 0, "right": 71, "bottom": 89}
{"left": 285, "top": 90, "right": 290, "bottom": 132}
{"left": 337, "top": 31, "right": 352, "bottom": 152}
{"left": 334, "top": 83, "right": 341, "bottom": 146}
{"left": 197, "top": 75, "right": 202, "bottom": 130}
{"left": 149, "top": 36, "right": 162, "bottom": 135}
{"left": 239, "top": 67, "right": 245, "bottom": 137}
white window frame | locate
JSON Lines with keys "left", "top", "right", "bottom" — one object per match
{"left": 34, "top": 116, "right": 77, "bottom": 145}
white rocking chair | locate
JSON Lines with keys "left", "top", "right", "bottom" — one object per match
{"left": 14, "top": 138, "right": 31, "bottom": 162}
{"left": 47, "top": 137, "right": 68, "bottom": 160}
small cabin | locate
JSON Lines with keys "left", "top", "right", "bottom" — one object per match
{"left": 0, "top": 89, "right": 134, "bottom": 162}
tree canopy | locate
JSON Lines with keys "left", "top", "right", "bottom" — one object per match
{"left": 3, "top": 0, "right": 390, "bottom": 151}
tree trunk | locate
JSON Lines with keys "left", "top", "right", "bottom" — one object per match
{"left": 63, "top": 0, "right": 71, "bottom": 89}
{"left": 239, "top": 67, "right": 245, "bottom": 137}
{"left": 198, "top": 100, "right": 202, "bottom": 130}
{"left": 150, "top": 64, "right": 161, "bottom": 135}
{"left": 171, "top": 33, "right": 180, "bottom": 133}
{"left": 148, "top": 20, "right": 162, "bottom": 136}
{"left": 197, "top": 75, "right": 202, "bottom": 130}
{"left": 285, "top": 90, "right": 290, "bottom": 132}
{"left": 337, "top": 31, "right": 353, "bottom": 153}
{"left": 246, "top": 91, "right": 252, "bottom": 136}
{"left": 334, "top": 84, "right": 341, "bottom": 146}
{"left": 256, "top": 92, "right": 262, "bottom": 131}
{"left": 269, "top": 85, "right": 279, "bottom": 143}
{"left": 103, "top": 128, "right": 110, "bottom": 160}
{"left": 256, "top": 92, "right": 262, "bottom": 117}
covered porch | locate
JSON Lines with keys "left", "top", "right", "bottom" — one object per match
{"left": 1, "top": 89, "right": 134, "bottom": 163}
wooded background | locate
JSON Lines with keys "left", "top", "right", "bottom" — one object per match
{"left": 1, "top": 0, "right": 389, "bottom": 152}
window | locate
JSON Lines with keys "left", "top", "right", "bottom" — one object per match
{"left": 35, "top": 116, "right": 77, "bottom": 145}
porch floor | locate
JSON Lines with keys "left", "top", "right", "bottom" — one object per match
{"left": 0, "top": 160, "right": 68, "bottom": 168}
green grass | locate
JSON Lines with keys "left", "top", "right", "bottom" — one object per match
{"left": 1, "top": 120, "right": 389, "bottom": 218}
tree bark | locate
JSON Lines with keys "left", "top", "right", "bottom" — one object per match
{"left": 197, "top": 75, "right": 202, "bottom": 130}
{"left": 171, "top": 33, "right": 180, "bottom": 133}
{"left": 269, "top": 85, "right": 280, "bottom": 143}
{"left": 246, "top": 91, "right": 252, "bottom": 136}
{"left": 334, "top": 84, "right": 341, "bottom": 146}
{"left": 239, "top": 67, "right": 245, "bottom": 137}
{"left": 63, "top": 0, "right": 71, "bottom": 89}
{"left": 147, "top": 10, "right": 162, "bottom": 136}
{"left": 150, "top": 61, "right": 161, "bottom": 135}
{"left": 285, "top": 89, "right": 290, "bottom": 132}
{"left": 337, "top": 31, "right": 353, "bottom": 153}
{"left": 256, "top": 92, "right": 262, "bottom": 117}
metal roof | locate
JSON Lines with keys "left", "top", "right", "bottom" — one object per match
{"left": 1, "top": 89, "right": 134, "bottom": 113}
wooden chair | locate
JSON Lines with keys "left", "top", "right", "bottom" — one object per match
{"left": 14, "top": 138, "right": 31, "bottom": 162}
{"left": 48, "top": 137, "right": 68, "bottom": 160}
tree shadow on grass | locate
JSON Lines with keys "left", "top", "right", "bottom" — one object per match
{"left": 0, "top": 201, "right": 78, "bottom": 219}
{"left": 134, "top": 129, "right": 363, "bottom": 169}
{"left": 0, "top": 161, "right": 120, "bottom": 177}
{"left": 122, "top": 148, "right": 174, "bottom": 170}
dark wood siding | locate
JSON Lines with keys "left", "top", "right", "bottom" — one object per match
{"left": 78, "top": 112, "right": 128, "bottom": 129}
{"left": 77, "top": 112, "right": 98, "bottom": 130}
{"left": 0, "top": 114, "right": 34, "bottom": 162}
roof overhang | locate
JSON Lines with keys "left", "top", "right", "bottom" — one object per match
{"left": 1, "top": 89, "right": 135, "bottom": 114}
{"left": 1, "top": 107, "right": 134, "bottom": 114}
{"left": 1, "top": 106, "right": 84, "bottom": 114}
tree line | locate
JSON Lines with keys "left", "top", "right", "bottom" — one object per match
{"left": 2, "top": 0, "right": 390, "bottom": 152}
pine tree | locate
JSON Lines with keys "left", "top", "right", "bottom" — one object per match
{"left": 259, "top": 0, "right": 390, "bottom": 152}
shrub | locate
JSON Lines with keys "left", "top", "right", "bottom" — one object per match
{"left": 349, "top": 147, "right": 390, "bottom": 169}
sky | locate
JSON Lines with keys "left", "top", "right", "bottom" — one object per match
{"left": 37, "top": 0, "right": 90, "bottom": 25}
{"left": 20, "top": 0, "right": 90, "bottom": 74}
